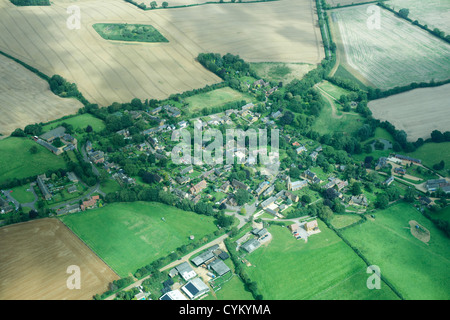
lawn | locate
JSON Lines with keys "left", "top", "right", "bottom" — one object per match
{"left": 185, "top": 87, "right": 253, "bottom": 114}
{"left": 9, "top": 184, "right": 35, "bottom": 204}
{"left": 0, "top": 137, "right": 67, "bottom": 186}
{"left": 93, "top": 23, "right": 168, "bottom": 43}
{"left": 242, "top": 221, "right": 399, "bottom": 300}
{"left": 406, "top": 142, "right": 450, "bottom": 177}
{"left": 42, "top": 114, "right": 105, "bottom": 134}
{"left": 100, "top": 179, "right": 122, "bottom": 194}
{"left": 59, "top": 201, "right": 218, "bottom": 277}
{"left": 341, "top": 201, "right": 450, "bottom": 299}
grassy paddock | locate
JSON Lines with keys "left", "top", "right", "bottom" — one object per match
{"left": 59, "top": 201, "right": 218, "bottom": 277}
{"left": 0, "top": 137, "right": 67, "bottom": 185}
{"left": 341, "top": 202, "right": 450, "bottom": 299}
{"left": 185, "top": 87, "right": 253, "bottom": 114}
{"left": 406, "top": 142, "right": 450, "bottom": 177}
{"left": 42, "top": 113, "right": 105, "bottom": 134}
{"left": 243, "top": 222, "right": 399, "bottom": 299}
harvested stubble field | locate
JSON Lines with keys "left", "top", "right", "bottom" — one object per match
{"left": 331, "top": 5, "right": 450, "bottom": 90}
{"left": 0, "top": 218, "right": 119, "bottom": 300}
{"left": 0, "top": 53, "right": 83, "bottom": 138}
{"left": 0, "top": 0, "right": 323, "bottom": 111}
{"left": 386, "top": 0, "right": 450, "bottom": 35}
{"left": 368, "top": 84, "right": 450, "bottom": 141}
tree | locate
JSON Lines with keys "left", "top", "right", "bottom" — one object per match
{"left": 150, "top": 1, "right": 157, "bottom": 8}
{"left": 375, "top": 193, "right": 389, "bottom": 209}
{"left": 404, "top": 187, "right": 416, "bottom": 203}
{"left": 398, "top": 8, "right": 409, "bottom": 19}
{"left": 85, "top": 125, "right": 93, "bottom": 133}
{"left": 162, "top": 1, "right": 168, "bottom": 8}
{"left": 235, "top": 189, "right": 249, "bottom": 206}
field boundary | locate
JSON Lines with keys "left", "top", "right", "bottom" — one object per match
{"left": 124, "top": 0, "right": 279, "bottom": 11}
{"left": 58, "top": 218, "right": 121, "bottom": 279}
{"left": 377, "top": 2, "right": 450, "bottom": 45}
{"left": 322, "top": 217, "right": 405, "bottom": 300}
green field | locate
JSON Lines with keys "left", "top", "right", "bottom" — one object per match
{"left": 93, "top": 23, "right": 168, "bottom": 43}
{"left": 9, "top": 184, "right": 35, "bottom": 203}
{"left": 42, "top": 113, "right": 105, "bottom": 134}
{"left": 185, "top": 87, "right": 253, "bottom": 114}
{"left": 59, "top": 201, "right": 218, "bottom": 277}
{"left": 243, "top": 221, "right": 399, "bottom": 300}
{"left": 331, "top": 213, "right": 363, "bottom": 229}
{"left": 341, "top": 202, "right": 450, "bottom": 299}
{"left": 406, "top": 142, "right": 450, "bottom": 177}
{"left": 0, "top": 137, "right": 67, "bottom": 185}
{"left": 311, "top": 92, "right": 364, "bottom": 135}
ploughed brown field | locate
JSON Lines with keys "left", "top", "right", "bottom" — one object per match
{"left": 0, "top": 218, "right": 119, "bottom": 300}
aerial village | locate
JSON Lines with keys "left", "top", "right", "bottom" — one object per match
{"left": 1, "top": 76, "right": 449, "bottom": 301}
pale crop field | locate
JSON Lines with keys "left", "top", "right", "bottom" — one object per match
{"left": 0, "top": 0, "right": 323, "bottom": 109}
{"left": 0, "top": 54, "right": 83, "bottom": 137}
{"left": 0, "top": 218, "right": 119, "bottom": 300}
{"left": 368, "top": 84, "right": 450, "bottom": 141}
{"left": 386, "top": 0, "right": 450, "bottom": 35}
{"left": 331, "top": 5, "right": 450, "bottom": 89}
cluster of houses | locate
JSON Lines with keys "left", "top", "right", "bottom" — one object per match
{"left": 33, "top": 126, "right": 77, "bottom": 155}
{"left": 56, "top": 195, "right": 100, "bottom": 215}
{"left": 249, "top": 79, "right": 279, "bottom": 98}
{"left": 160, "top": 244, "right": 231, "bottom": 300}
{"left": 0, "top": 195, "right": 14, "bottom": 214}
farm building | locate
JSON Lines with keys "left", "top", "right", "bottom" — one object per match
{"left": 425, "top": 179, "right": 449, "bottom": 192}
{"left": 394, "top": 154, "right": 421, "bottom": 164}
{"left": 208, "top": 259, "right": 231, "bottom": 277}
{"left": 35, "top": 138, "right": 62, "bottom": 155}
{"left": 40, "top": 126, "right": 66, "bottom": 142}
{"left": 241, "top": 238, "right": 261, "bottom": 254}
{"left": 218, "top": 252, "right": 230, "bottom": 261}
{"left": 181, "top": 278, "right": 210, "bottom": 300}
{"left": 175, "top": 262, "right": 197, "bottom": 281}
{"left": 159, "top": 289, "right": 188, "bottom": 300}
{"left": 394, "top": 167, "right": 406, "bottom": 175}
{"left": 191, "top": 245, "right": 219, "bottom": 267}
